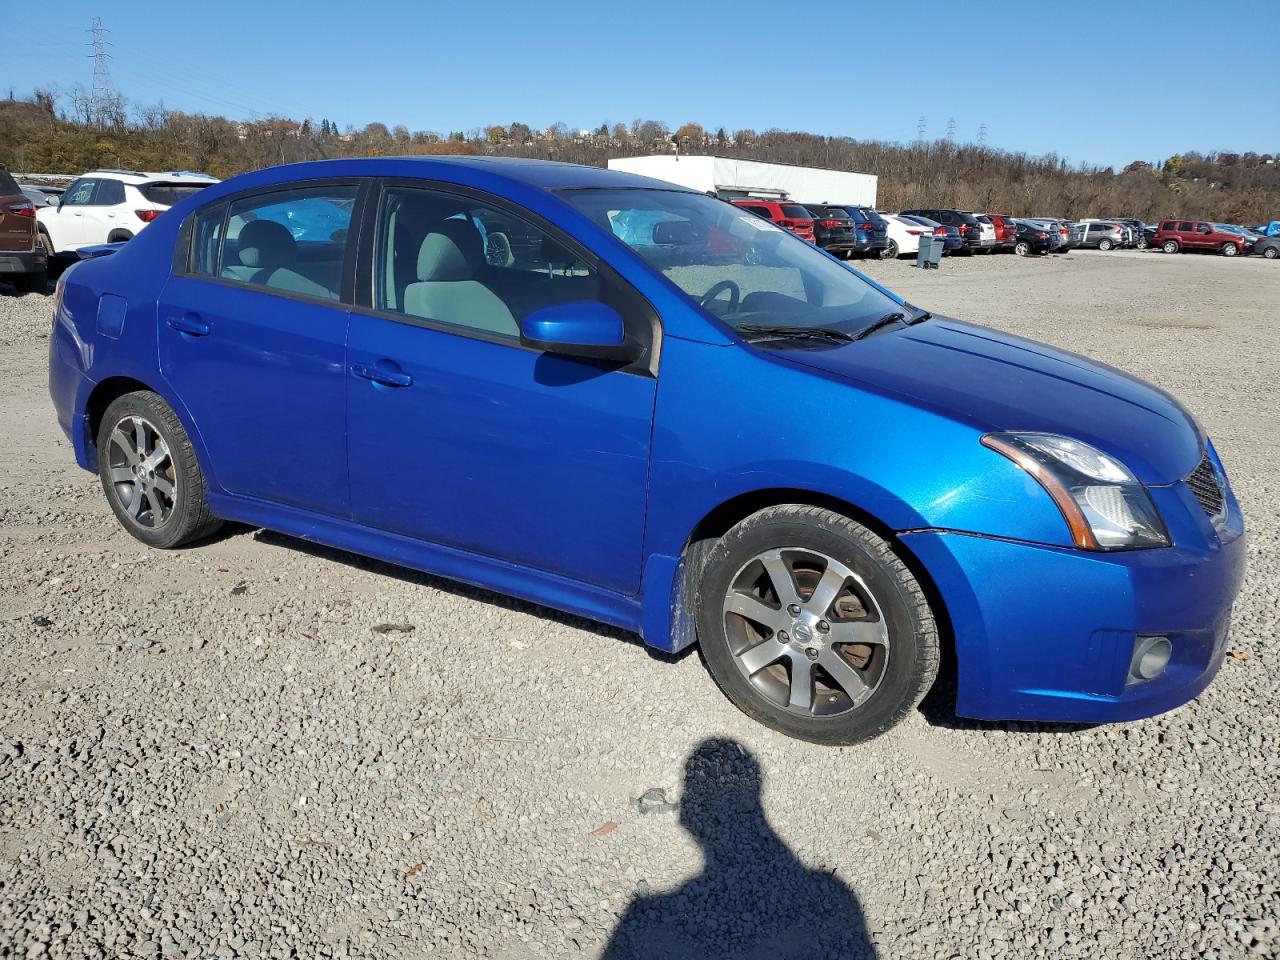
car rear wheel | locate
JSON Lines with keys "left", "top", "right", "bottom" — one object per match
{"left": 96, "top": 391, "right": 223, "bottom": 549}
{"left": 1162, "top": 240, "right": 1180, "bottom": 254}
{"left": 1137, "top": 237, "right": 1149, "bottom": 250}
{"left": 696, "top": 505, "right": 939, "bottom": 745}
{"left": 1098, "top": 238, "right": 1113, "bottom": 251}
{"left": 879, "top": 240, "right": 899, "bottom": 260}
{"left": 1263, "top": 246, "right": 1279, "bottom": 260}
{"left": 37, "top": 225, "right": 55, "bottom": 256}
{"left": 1014, "top": 240, "right": 1031, "bottom": 257}
{"left": 1221, "top": 242, "right": 1238, "bottom": 257}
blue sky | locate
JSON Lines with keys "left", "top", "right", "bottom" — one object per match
{"left": 4, "top": 1, "right": 1276, "bottom": 169}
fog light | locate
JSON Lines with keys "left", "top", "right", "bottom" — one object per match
{"left": 1128, "top": 635, "right": 1172, "bottom": 683}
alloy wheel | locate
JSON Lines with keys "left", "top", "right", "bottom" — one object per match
{"left": 1015, "top": 241, "right": 1030, "bottom": 256}
{"left": 722, "top": 547, "right": 889, "bottom": 718}
{"left": 1163, "top": 241, "right": 1179, "bottom": 254}
{"left": 105, "top": 415, "right": 177, "bottom": 528}
{"left": 1222, "top": 243, "right": 1237, "bottom": 257}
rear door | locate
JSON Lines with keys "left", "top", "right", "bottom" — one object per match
{"left": 1178, "top": 221, "right": 1198, "bottom": 249}
{"left": 156, "top": 180, "right": 363, "bottom": 516}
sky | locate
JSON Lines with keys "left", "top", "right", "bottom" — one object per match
{"left": 3, "top": 1, "right": 1276, "bottom": 170}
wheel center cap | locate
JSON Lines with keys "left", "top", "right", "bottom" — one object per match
{"left": 791, "top": 622, "right": 813, "bottom": 644}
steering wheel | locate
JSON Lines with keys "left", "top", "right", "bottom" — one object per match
{"left": 699, "top": 279, "right": 740, "bottom": 312}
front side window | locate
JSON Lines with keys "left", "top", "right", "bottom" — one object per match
{"left": 219, "top": 185, "right": 357, "bottom": 300}
{"left": 562, "top": 189, "right": 902, "bottom": 339}
{"left": 63, "top": 179, "right": 97, "bottom": 206}
{"left": 95, "top": 179, "right": 125, "bottom": 206}
{"left": 375, "top": 185, "right": 599, "bottom": 340}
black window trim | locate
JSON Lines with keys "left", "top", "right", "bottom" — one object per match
{"left": 174, "top": 177, "right": 369, "bottom": 309}
{"left": 349, "top": 176, "right": 661, "bottom": 378}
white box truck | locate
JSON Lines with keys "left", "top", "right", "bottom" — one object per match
{"left": 606, "top": 155, "right": 877, "bottom": 207}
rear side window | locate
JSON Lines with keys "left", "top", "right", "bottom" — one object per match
{"left": 1178, "top": 222, "right": 1194, "bottom": 232}
{"left": 216, "top": 185, "right": 357, "bottom": 301}
{"left": 95, "top": 180, "right": 125, "bottom": 206}
{"left": 780, "top": 204, "right": 811, "bottom": 220}
{"left": 0, "top": 169, "right": 20, "bottom": 196}
{"left": 189, "top": 202, "right": 227, "bottom": 277}
{"left": 142, "top": 183, "right": 213, "bottom": 207}
{"left": 742, "top": 204, "right": 773, "bottom": 220}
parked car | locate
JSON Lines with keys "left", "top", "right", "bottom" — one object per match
{"left": 20, "top": 185, "right": 53, "bottom": 208}
{"left": 729, "top": 198, "right": 816, "bottom": 243}
{"left": 1106, "top": 218, "right": 1152, "bottom": 249}
{"left": 1074, "top": 221, "right": 1127, "bottom": 251}
{"left": 1153, "top": 220, "right": 1250, "bottom": 257}
{"left": 897, "top": 214, "right": 964, "bottom": 253}
{"left": 901, "top": 208, "right": 984, "bottom": 254}
{"left": 971, "top": 215, "right": 999, "bottom": 253}
{"left": 1255, "top": 220, "right": 1280, "bottom": 237}
{"left": 37, "top": 169, "right": 218, "bottom": 255}
{"left": 876, "top": 213, "right": 928, "bottom": 259}
{"left": 48, "top": 157, "right": 1246, "bottom": 745}
{"left": 1252, "top": 236, "right": 1280, "bottom": 259}
{"left": 1010, "top": 219, "right": 1052, "bottom": 256}
{"left": 832, "top": 205, "right": 890, "bottom": 257}
{"left": 1024, "top": 218, "right": 1071, "bottom": 252}
{"left": 1213, "top": 225, "right": 1257, "bottom": 252}
{"left": 0, "top": 165, "right": 48, "bottom": 293}
{"left": 801, "top": 204, "right": 861, "bottom": 257}
{"left": 983, "top": 214, "right": 1018, "bottom": 252}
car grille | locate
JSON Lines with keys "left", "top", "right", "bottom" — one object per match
{"left": 1186, "top": 455, "right": 1226, "bottom": 520}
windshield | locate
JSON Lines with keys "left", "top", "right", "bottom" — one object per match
{"left": 560, "top": 189, "right": 901, "bottom": 337}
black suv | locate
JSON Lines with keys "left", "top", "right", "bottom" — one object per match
{"left": 900, "top": 208, "right": 983, "bottom": 255}
{"left": 801, "top": 204, "right": 860, "bottom": 257}
{"left": 834, "top": 205, "right": 889, "bottom": 257}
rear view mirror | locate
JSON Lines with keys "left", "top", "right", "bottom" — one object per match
{"left": 520, "top": 301, "right": 637, "bottom": 362}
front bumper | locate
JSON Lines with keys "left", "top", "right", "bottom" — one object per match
{"left": 901, "top": 486, "right": 1246, "bottom": 723}
{"left": 0, "top": 246, "right": 47, "bottom": 275}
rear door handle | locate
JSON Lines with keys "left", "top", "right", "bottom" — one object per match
{"left": 351, "top": 361, "right": 413, "bottom": 388}
{"left": 166, "top": 314, "right": 210, "bottom": 337}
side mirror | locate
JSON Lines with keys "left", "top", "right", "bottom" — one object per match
{"left": 520, "top": 301, "right": 636, "bottom": 362}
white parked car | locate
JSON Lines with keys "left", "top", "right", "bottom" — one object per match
{"left": 36, "top": 169, "right": 218, "bottom": 254}
{"left": 877, "top": 213, "right": 929, "bottom": 259}
{"left": 972, "top": 215, "right": 998, "bottom": 252}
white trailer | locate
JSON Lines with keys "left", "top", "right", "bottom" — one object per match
{"left": 606, "top": 155, "right": 877, "bottom": 207}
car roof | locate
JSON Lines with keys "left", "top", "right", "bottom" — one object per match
{"left": 86, "top": 169, "right": 220, "bottom": 184}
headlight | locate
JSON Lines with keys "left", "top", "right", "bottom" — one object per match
{"left": 982, "top": 432, "right": 1169, "bottom": 550}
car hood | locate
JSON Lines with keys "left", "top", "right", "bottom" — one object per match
{"left": 780, "top": 318, "right": 1203, "bottom": 485}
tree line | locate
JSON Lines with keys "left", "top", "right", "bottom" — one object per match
{"left": 2, "top": 91, "right": 1277, "bottom": 223}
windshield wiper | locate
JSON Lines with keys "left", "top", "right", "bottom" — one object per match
{"left": 907, "top": 309, "right": 932, "bottom": 325}
{"left": 852, "top": 311, "right": 909, "bottom": 341}
{"left": 736, "top": 324, "right": 857, "bottom": 344}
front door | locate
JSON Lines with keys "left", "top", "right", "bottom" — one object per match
{"left": 47, "top": 177, "right": 99, "bottom": 249}
{"left": 345, "top": 183, "right": 657, "bottom": 594}
{"left": 157, "top": 182, "right": 361, "bottom": 516}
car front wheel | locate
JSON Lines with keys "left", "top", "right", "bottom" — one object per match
{"left": 1264, "top": 246, "right": 1279, "bottom": 260}
{"left": 696, "top": 505, "right": 939, "bottom": 745}
{"left": 96, "top": 391, "right": 223, "bottom": 549}
{"left": 879, "top": 240, "right": 899, "bottom": 260}
{"left": 1014, "top": 240, "right": 1031, "bottom": 256}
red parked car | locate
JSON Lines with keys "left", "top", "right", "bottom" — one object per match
{"left": 729, "top": 198, "right": 816, "bottom": 243}
{"left": 984, "top": 214, "right": 1018, "bottom": 252}
{"left": 1153, "top": 220, "right": 1250, "bottom": 257}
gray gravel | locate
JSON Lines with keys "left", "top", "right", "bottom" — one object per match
{"left": 2, "top": 250, "right": 1278, "bottom": 959}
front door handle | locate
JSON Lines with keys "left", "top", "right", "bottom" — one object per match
{"left": 351, "top": 361, "right": 413, "bottom": 388}
{"left": 166, "top": 314, "right": 210, "bottom": 337}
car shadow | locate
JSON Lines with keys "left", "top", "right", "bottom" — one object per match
{"left": 599, "top": 737, "right": 877, "bottom": 960}
{"left": 245, "top": 526, "right": 688, "bottom": 656}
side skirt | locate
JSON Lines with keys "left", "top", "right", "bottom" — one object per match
{"left": 207, "top": 492, "right": 644, "bottom": 635}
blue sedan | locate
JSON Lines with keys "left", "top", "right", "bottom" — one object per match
{"left": 47, "top": 157, "right": 1245, "bottom": 744}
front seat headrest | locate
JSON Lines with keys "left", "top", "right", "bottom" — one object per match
{"left": 417, "top": 219, "right": 484, "bottom": 281}
{"left": 237, "top": 219, "right": 297, "bottom": 270}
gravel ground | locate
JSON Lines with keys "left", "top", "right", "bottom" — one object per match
{"left": 1, "top": 250, "right": 1278, "bottom": 959}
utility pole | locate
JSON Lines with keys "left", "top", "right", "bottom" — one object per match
{"left": 88, "top": 16, "right": 111, "bottom": 128}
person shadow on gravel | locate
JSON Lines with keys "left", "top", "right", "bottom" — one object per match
{"left": 599, "top": 737, "right": 876, "bottom": 960}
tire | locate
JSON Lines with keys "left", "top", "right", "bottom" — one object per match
{"left": 1162, "top": 240, "right": 1180, "bottom": 254}
{"left": 1137, "top": 237, "right": 1149, "bottom": 250}
{"left": 696, "top": 505, "right": 939, "bottom": 745}
{"left": 1098, "top": 239, "right": 1113, "bottom": 251}
{"left": 879, "top": 240, "right": 899, "bottom": 260}
{"left": 106, "top": 229, "right": 134, "bottom": 244}
{"left": 1014, "top": 240, "right": 1031, "bottom": 257}
{"left": 37, "top": 225, "right": 55, "bottom": 256}
{"left": 1221, "top": 242, "right": 1238, "bottom": 257}
{"left": 96, "top": 391, "right": 223, "bottom": 549}
{"left": 1264, "top": 246, "right": 1279, "bottom": 260}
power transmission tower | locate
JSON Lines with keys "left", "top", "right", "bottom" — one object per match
{"left": 977, "top": 123, "right": 988, "bottom": 148}
{"left": 916, "top": 116, "right": 926, "bottom": 141}
{"left": 945, "top": 117, "right": 956, "bottom": 141}
{"left": 88, "top": 17, "right": 112, "bottom": 128}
